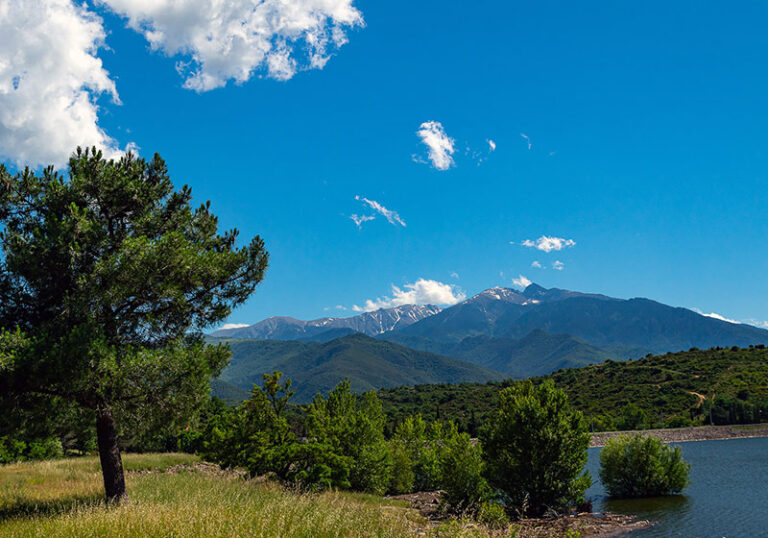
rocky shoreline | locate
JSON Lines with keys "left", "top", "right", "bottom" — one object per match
{"left": 590, "top": 423, "right": 768, "bottom": 447}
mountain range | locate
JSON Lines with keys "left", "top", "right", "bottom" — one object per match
{"left": 211, "top": 304, "right": 441, "bottom": 340}
{"left": 212, "top": 283, "right": 768, "bottom": 400}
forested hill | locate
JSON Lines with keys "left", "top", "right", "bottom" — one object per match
{"left": 211, "top": 333, "right": 504, "bottom": 402}
{"left": 378, "top": 345, "right": 768, "bottom": 434}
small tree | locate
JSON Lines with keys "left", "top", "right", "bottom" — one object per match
{"left": 438, "top": 423, "right": 490, "bottom": 514}
{"left": 306, "top": 380, "right": 392, "bottom": 494}
{"left": 599, "top": 434, "right": 690, "bottom": 498}
{"left": 0, "top": 148, "right": 268, "bottom": 501}
{"left": 481, "top": 379, "right": 591, "bottom": 517}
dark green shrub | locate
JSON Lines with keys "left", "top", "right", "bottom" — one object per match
{"left": 481, "top": 379, "right": 591, "bottom": 517}
{"left": 616, "top": 403, "right": 648, "bottom": 430}
{"left": 0, "top": 437, "right": 26, "bottom": 463}
{"left": 599, "top": 434, "right": 690, "bottom": 498}
{"left": 664, "top": 416, "right": 692, "bottom": 428}
{"left": 25, "top": 438, "right": 63, "bottom": 460}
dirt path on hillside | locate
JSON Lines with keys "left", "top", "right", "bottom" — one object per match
{"left": 686, "top": 390, "right": 706, "bottom": 408}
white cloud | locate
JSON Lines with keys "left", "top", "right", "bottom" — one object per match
{"left": 416, "top": 121, "right": 455, "bottom": 170}
{"left": 744, "top": 319, "right": 768, "bottom": 330}
{"left": 531, "top": 261, "right": 543, "bottom": 269}
{"left": 450, "top": 271, "right": 459, "bottom": 279}
{"left": 691, "top": 308, "right": 738, "bottom": 324}
{"left": 520, "top": 133, "right": 531, "bottom": 150}
{"left": 512, "top": 275, "right": 532, "bottom": 289}
{"left": 521, "top": 236, "right": 576, "bottom": 253}
{"left": 355, "top": 196, "right": 405, "bottom": 227}
{"left": 101, "top": 0, "right": 364, "bottom": 91}
{"left": 335, "top": 304, "right": 347, "bottom": 310}
{"left": 0, "top": 0, "right": 129, "bottom": 167}
{"left": 219, "top": 323, "right": 250, "bottom": 330}
{"left": 350, "top": 214, "right": 375, "bottom": 228}
{"left": 487, "top": 139, "right": 496, "bottom": 151}
{"left": 552, "top": 260, "right": 564, "bottom": 271}
{"left": 353, "top": 278, "right": 464, "bottom": 312}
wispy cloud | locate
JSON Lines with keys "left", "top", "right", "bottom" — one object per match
{"left": 219, "top": 323, "right": 250, "bottom": 330}
{"left": 744, "top": 319, "right": 768, "bottom": 330}
{"left": 450, "top": 271, "right": 460, "bottom": 279}
{"left": 355, "top": 196, "right": 406, "bottom": 227}
{"left": 353, "top": 278, "right": 464, "bottom": 312}
{"left": 521, "top": 133, "right": 532, "bottom": 150}
{"left": 520, "top": 236, "right": 576, "bottom": 253}
{"left": 531, "top": 261, "right": 543, "bottom": 269}
{"left": 488, "top": 139, "right": 496, "bottom": 151}
{"left": 692, "top": 308, "right": 739, "bottom": 324}
{"left": 415, "top": 121, "right": 455, "bottom": 170}
{"left": 512, "top": 275, "right": 532, "bottom": 289}
{"left": 552, "top": 260, "right": 564, "bottom": 271}
{"left": 350, "top": 214, "right": 375, "bottom": 228}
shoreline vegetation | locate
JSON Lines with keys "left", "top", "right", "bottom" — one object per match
{"left": 0, "top": 454, "right": 652, "bottom": 538}
{"left": 590, "top": 423, "right": 768, "bottom": 447}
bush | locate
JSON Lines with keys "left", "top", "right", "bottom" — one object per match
{"left": 664, "top": 416, "right": 692, "bottom": 428}
{"left": 599, "top": 434, "right": 690, "bottom": 498}
{"left": 616, "top": 403, "right": 648, "bottom": 430}
{"left": 481, "top": 380, "right": 591, "bottom": 517}
{"left": 438, "top": 423, "right": 490, "bottom": 514}
{"left": 476, "top": 501, "right": 509, "bottom": 529}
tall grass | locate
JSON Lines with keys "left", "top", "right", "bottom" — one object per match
{"left": 0, "top": 454, "right": 491, "bottom": 537}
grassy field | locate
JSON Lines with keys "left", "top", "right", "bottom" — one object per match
{"left": 0, "top": 454, "right": 494, "bottom": 538}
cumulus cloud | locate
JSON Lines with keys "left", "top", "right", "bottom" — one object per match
{"left": 355, "top": 196, "right": 405, "bottom": 227}
{"left": 219, "top": 323, "right": 250, "bottom": 330}
{"left": 552, "top": 260, "right": 564, "bottom": 271}
{"left": 487, "top": 139, "right": 496, "bottom": 151}
{"left": 350, "top": 214, "right": 375, "bottom": 228}
{"left": 531, "top": 261, "right": 543, "bottom": 269}
{"left": 352, "top": 278, "right": 465, "bottom": 312}
{"left": 520, "top": 133, "right": 531, "bottom": 150}
{"left": 0, "top": 0, "right": 129, "bottom": 167}
{"left": 101, "top": 0, "right": 364, "bottom": 91}
{"left": 512, "top": 275, "right": 532, "bottom": 289}
{"left": 415, "top": 121, "right": 455, "bottom": 170}
{"left": 521, "top": 236, "right": 576, "bottom": 253}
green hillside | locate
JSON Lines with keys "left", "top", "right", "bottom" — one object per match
{"left": 212, "top": 333, "right": 504, "bottom": 402}
{"left": 378, "top": 345, "right": 768, "bottom": 433}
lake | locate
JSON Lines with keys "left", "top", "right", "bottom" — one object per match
{"left": 585, "top": 436, "right": 768, "bottom": 537}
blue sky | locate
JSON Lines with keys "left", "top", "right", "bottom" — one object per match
{"left": 2, "top": 0, "right": 767, "bottom": 328}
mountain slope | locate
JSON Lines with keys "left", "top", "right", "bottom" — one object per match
{"left": 212, "top": 304, "right": 441, "bottom": 340}
{"left": 389, "top": 284, "right": 768, "bottom": 357}
{"left": 213, "top": 333, "right": 503, "bottom": 402}
{"left": 382, "top": 329, "right": 616, "bottom": 378}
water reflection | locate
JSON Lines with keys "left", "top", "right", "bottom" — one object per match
{"left": 584, "top": 437, "right": 768, "bottom": 537}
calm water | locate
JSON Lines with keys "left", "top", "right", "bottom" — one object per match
{"left": 585, "top": 436, "right": 768, "bottom": 537}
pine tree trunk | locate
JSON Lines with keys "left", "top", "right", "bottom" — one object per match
{"left": 96, "top": 407, "right": 127, "bottom": 502}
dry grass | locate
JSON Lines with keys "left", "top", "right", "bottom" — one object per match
{"left": 0, "top": 454, "right": 495, "bottom": 538}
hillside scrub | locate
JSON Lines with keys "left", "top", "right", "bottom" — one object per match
{"left": 378, "top": 346, "right": 768, "bottom": 433}
{"left": 599, "top": 434, "right": 690, "bottom": 498}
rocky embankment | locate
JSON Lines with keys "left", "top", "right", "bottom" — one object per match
{"left": 590, "top": 423, "right": 768, "bottom": 447}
